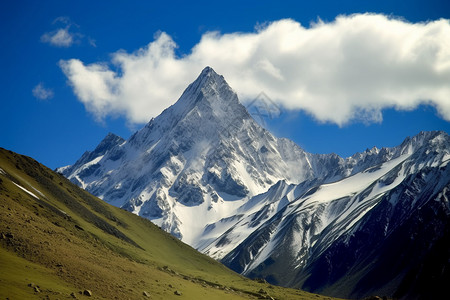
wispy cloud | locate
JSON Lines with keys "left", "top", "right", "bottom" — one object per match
{"left": 53, "top": 16, "right": 71, "bottom": 25}
{"left": 60, "top": 14, "right": 450, "bottom": 126}
{"left": 41, "top": 28, "right": 74, "bottom": 47}
{"left": 32, "top": 83, "right": 54, "bottom": 100}
{"left": 41, "top": 17, "right": 93, "bottom": 48}
{"left": 88, "top": 37, "right": 97, "bottom": 48}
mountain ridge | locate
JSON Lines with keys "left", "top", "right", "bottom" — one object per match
{"left": 220, "top": 129, "right": 450, "bottom": 299}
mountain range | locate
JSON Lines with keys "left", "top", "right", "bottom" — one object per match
{"left": 59, "top": 67, "right": 450, "bottom": 299}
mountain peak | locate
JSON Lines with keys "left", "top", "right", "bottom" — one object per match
{"left": 161, "top": 66, "right": 244, "bottom": 129}
{"left": 198, "top": 66, "right": 223, "bottom": 83}
{"left": 200, "top": 65, "right": 216, "bottom": 76}
{"left": 183, "top": 66, "right": 231, "bottom": 100}
{"left": 127, "top": 67, "right": 250, "bottom": 148}
{"left": 58, "top": 132, "right": 125, "bottom": 177}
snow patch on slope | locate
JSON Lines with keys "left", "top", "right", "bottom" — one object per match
{"left": 12, "top": 182, "right": 41, "bottom": 199}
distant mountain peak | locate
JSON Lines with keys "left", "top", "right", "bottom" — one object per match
{"left": 127, "top": 67, "right": 247, "bottom": 149}
{"left": 176, "top": 66, "right": 239, "bottom": 110}
{"left": 187, "top": 66, "right": 225, "bottom": 92}
{"left": 197, "top": 66, "right": 225, "bottom": 84}
{"left": 96, "top": 132, "right": 124, "bottom": 152}
{"left": 200, "top": 65, "right": 218, "bottom": 77}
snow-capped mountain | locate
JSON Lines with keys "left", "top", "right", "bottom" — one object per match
{"left": 60, "top": 67, "right": 450, "bottom": 299}
{"left": 60, "top": 67, "right": 320, "bottom": 244}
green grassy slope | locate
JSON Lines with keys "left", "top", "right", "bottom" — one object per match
{"left": 0, "top": 148, "right": 344, "bottom": 300}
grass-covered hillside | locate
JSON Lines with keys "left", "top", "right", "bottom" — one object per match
{"left": 0, "top": 148, "right": 344, "bottom": 300}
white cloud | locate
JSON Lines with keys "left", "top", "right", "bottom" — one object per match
{"left": 41, "top": 28, "right": 74, "bottom": 47}
{"left": 32, "top": 83, "right": 54, "bottom": 100}
{"left": 53, "top": 16, "right": 71, "bottom": 25}
{"left": 60, "top": 14, "right": 450, "bottom": 126}
{"left": 41, "top": 17, "right": 94, "bottom": 48}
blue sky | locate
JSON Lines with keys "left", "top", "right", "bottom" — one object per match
{"left": 1, "top": 0, "right": 450, "bottom": 169}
